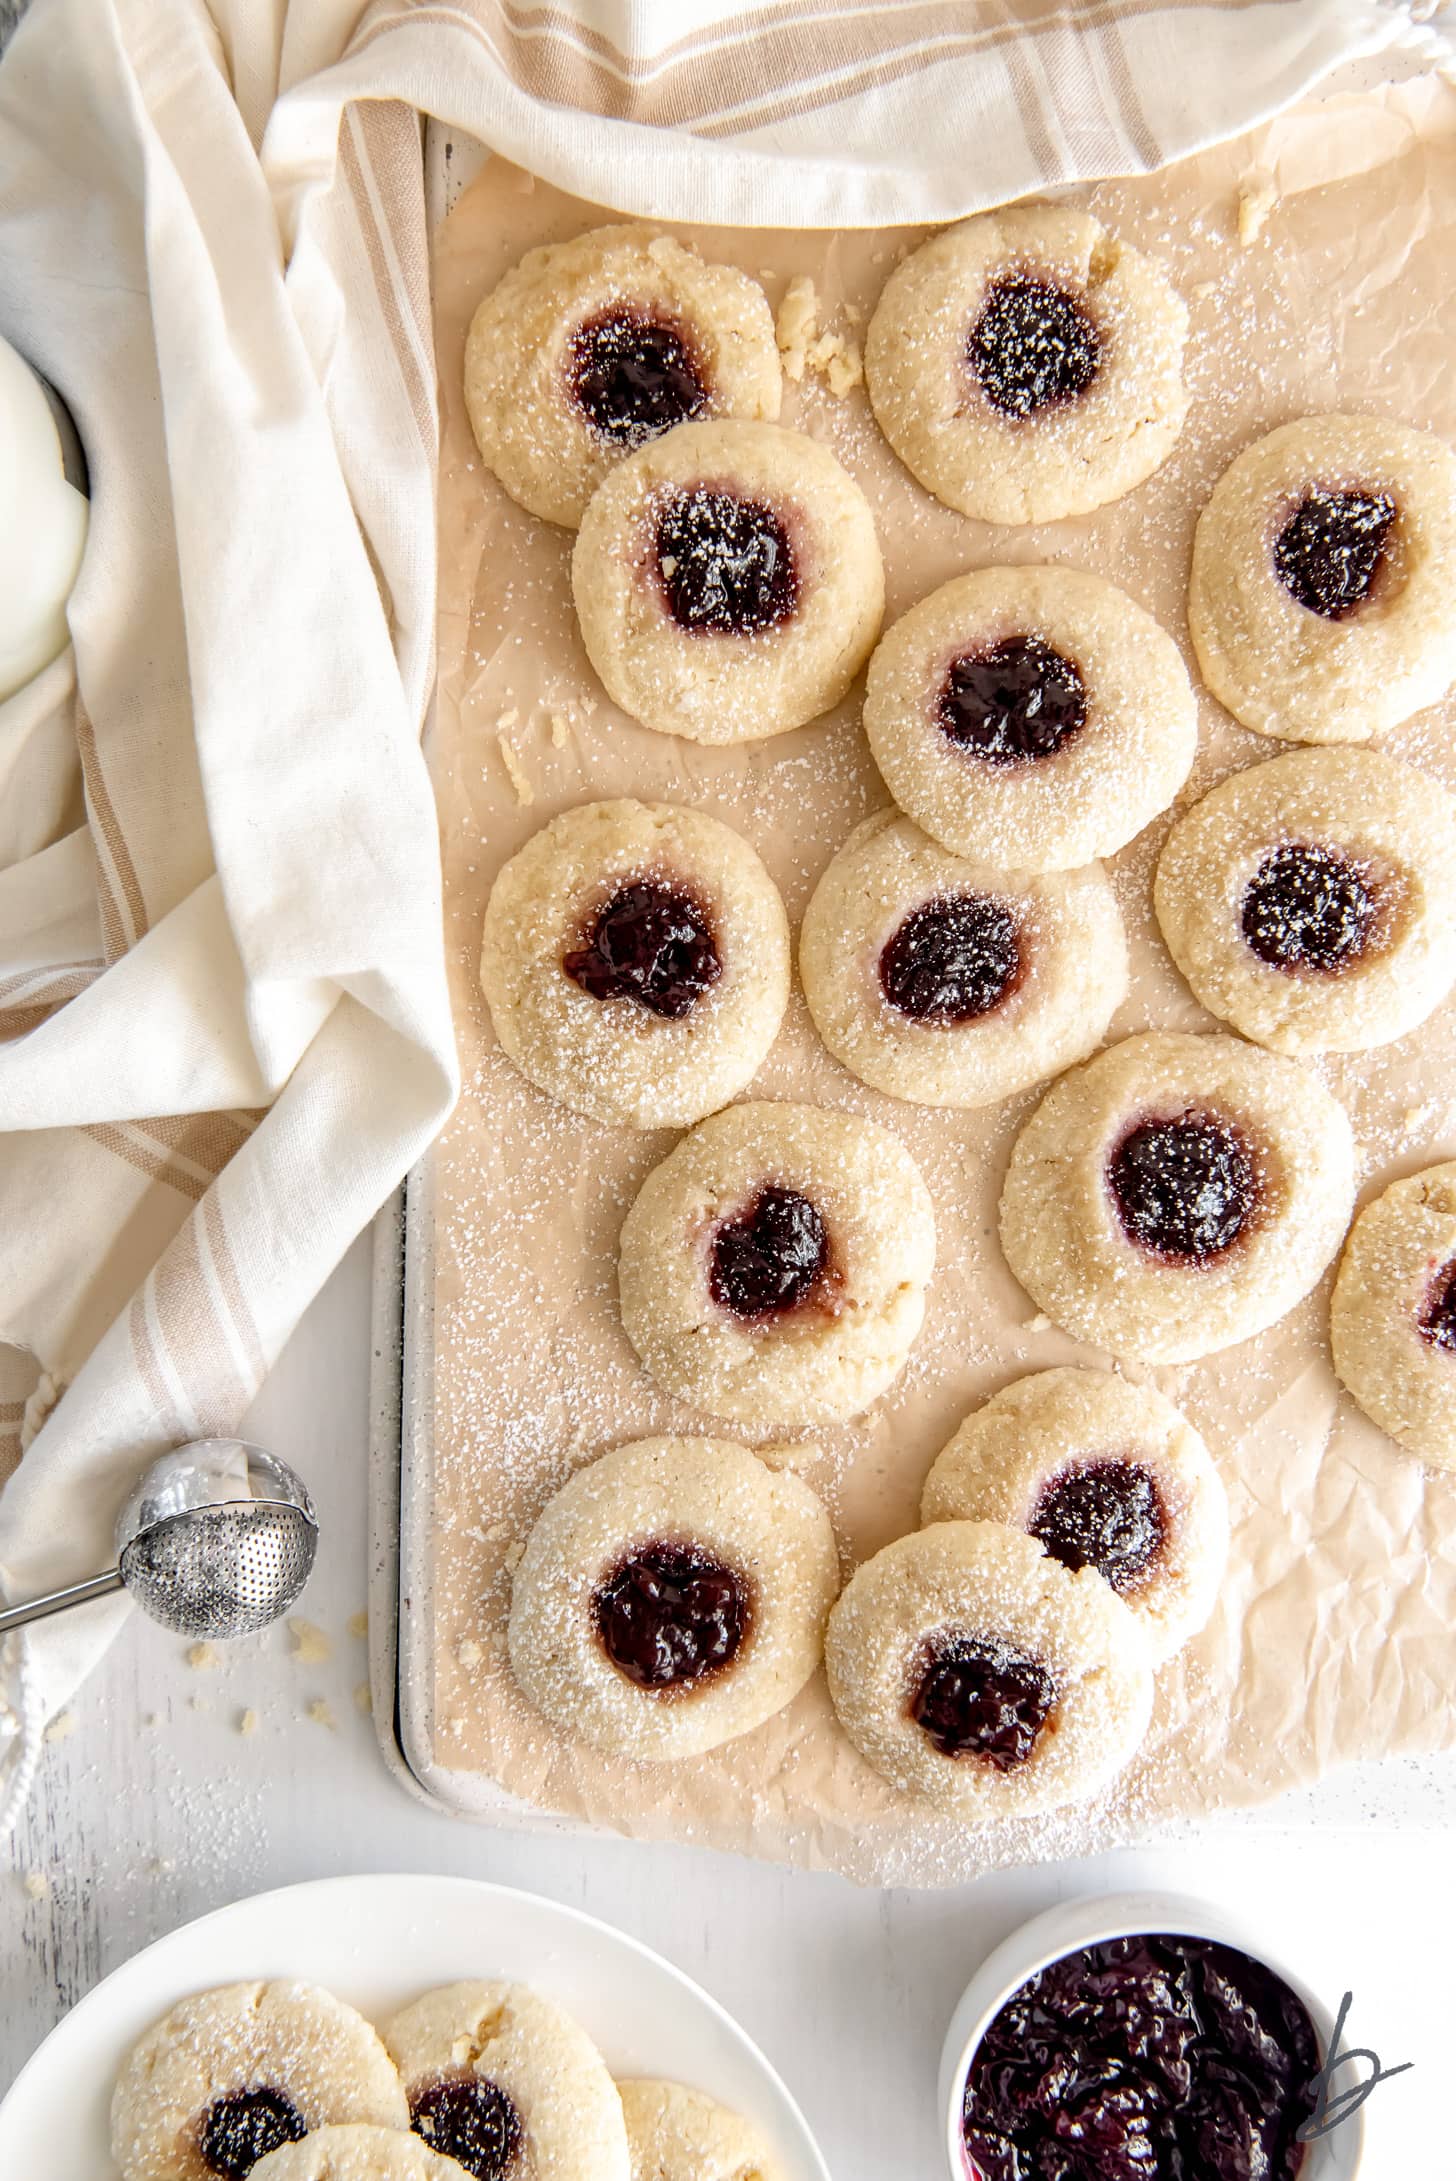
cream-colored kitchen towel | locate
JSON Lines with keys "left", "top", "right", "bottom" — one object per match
{"left": 0, "top": 0, "right": 1450, "bottom": 1833}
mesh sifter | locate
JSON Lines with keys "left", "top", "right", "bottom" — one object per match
{"left": 0, "top": 1440, "right": 318, "bottom": 1641}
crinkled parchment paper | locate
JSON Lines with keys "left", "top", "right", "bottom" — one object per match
{"left": 420, "top": 80, "right": 1456, "bottom": 1887}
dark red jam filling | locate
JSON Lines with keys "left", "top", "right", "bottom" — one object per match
{"left": 910, "top": 1634, "right": 1057, "bottom": 1769}
{"left": 968, "top": 274, "right": 1102, "bottom": 418}
{"left": 412, "top": 2076, "right": 523, "bottom": 2180}
{"left": 962, "top": 1932, "right": 1320, "bottom": 2181}
{"left": 879, "top": 894, "right": 1023, "bottom": 1024}
{"left": 1273, "top": 487, "right": 1396, "bottom": 619}
{"left": 562, "top": 879, "right": 721, "bottom": 1019}
{"left": 568, "top": 306, "right": 710, "bottom": 445}
{"left": 654, "top": 487, "right": 799, "bottom": 635}
{"left": 937, "top": 637, "right": 1087, "bottom": 766}
{"left": 1029, "top": 1460, "right": 1167, "bottom": 1595}
{"left": 592, "top": 1541, "right": 749, "bottom": 1688}
{"left": 199, "top": 2088, "right": 306, "bottom": 2178}
{"left": 1240, "top": 843, "right": 1377, "bottom": 976}
{"left": 1109, "top": 1114, "right": 1259, "bottom": 1264}
{"left": 709, "top": 1186, "right": 831, "bottom": 1320}
{"left": 1419, "top": 1258, "right": 1456, "bottom": 1354}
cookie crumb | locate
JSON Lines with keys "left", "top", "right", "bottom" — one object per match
{"left": 187, "top": 1642, "right": 221, "bottom": 1672}
{"left": 549, "top": 710, "right": 570, "bottom": 749}
{"left": 497, "top": 733, "right": 534, "bottom": 806}
{"left": 238, "top": 1708, "right": 260, "bottom": 1737}
{"left": 22, "top": 1871, "right": 48, "bottom": 1902}
{"left": 1237, "top": 173, "right": 1278, "bottom": 246}
{"left": 457, "top": 1636, "right": 485, "bottom": 1669}
{"left": 776, "top": 275, "right": 819, "bottom": 382}
{"left": 1025, "top": 1313, "right": 1052, "bottom": 1333}
{"left": 347, "top": 1610, "right": 369, "bottom": 1641}
{"left": 43, "top": 1710, "right": 75, "bottom": 1745}
{"left": 307, "top": 1699, "right": 337, "bottom": 1731}
{"left": 288, "top": 1618, "right": 332, "bottom": 1666}
{"left": 485, "top": 1519, "right": 511, "bottom": 1542}
{"left": 809, "top": 328, "right": 864, "bottom": 397}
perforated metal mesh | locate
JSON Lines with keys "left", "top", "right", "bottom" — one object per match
{"left": 119, "top": 1504, "right": 317, "bottom": 1639}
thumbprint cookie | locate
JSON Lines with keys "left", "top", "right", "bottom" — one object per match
{"left": 862, "top": 566, "right": 1196, "bottom": 872}
{"left": 998, "top": 1032, "right": 1355, "bottom": 1364}
{"left": 617, "top": 1100, "right": 935, "bottom": 1428}
{"left": 865, "top": 207, "right": 1188, "bottom": 524}
{"left": 1189, "top": 414, "right": 1456, "bottom": 743}
{"left": 799, "top": 809, "right": 1127, "bottom": 1107}
{"left": 1155, "top": 748, "right": 1456, "bottom": 1056}
{"left": 465, "top": 225, "right": 781, "bottom": 527}
{"left": 507, "top": 1437, "right": 838, "bottom": 1761}
{"left": 1331, "top": 1161, "right": 1456, "bottom": 1471}
{"left": 111, "top": 1983, "right": 407, "bottom": 2181}
{"left": 920, "top": 1368, "right": 1228, "bottom": 1664}
{"left": 572, "top": 420, "right": 883, "bottom": 744}
{"left": 480, "top": 800, "right": 789, "bottom": 1129}
{"left": 824, "top": 1521, "right": 1153, "bottom": 1818}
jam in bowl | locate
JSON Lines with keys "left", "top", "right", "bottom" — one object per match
{"left": 940, "top": 1893, "right": 1363, "bottom": 2181}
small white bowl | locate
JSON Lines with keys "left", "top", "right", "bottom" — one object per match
{"left": 940, "top": 1889, "right": 1362, "bottom": 2180}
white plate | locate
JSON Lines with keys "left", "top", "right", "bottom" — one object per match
{"left": 0, "top": 1872, "right": 831, "bottom": 2181}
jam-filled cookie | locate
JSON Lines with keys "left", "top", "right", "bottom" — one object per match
{"left": 252, "top": 2132, "right": 458, "bottom": 2181}
{"left": 617, "top": 1100, "right": 935, "bottom": 1428}
{"left": 920, "top": 1368, "right": 1229, "bottom": 1664}
{"left": 111, "top": 1982, "right": 407, "bottom": 2181}
{"left": 1330, "top": 1161, "right": 1456, "bottom": 1470}
{"left": 862, "top": 567, "right": 1196, "bottom": 872}
{"left": 1155, "top": 749, "right": 1456, "bottom": 1056}
{"left": 865, "top": 207, "right": 1188, "bottom": 525}
{"left": 617, "top": 2080, "right": 787, "bottom": 2181}
{"left": 480, "top": 800, "right": 790, "bottom": 1129}
{"left": 798, "top": 810, "right": 1127, "bottom": 1107}
{"left": 824, "top": 1521, "right": 1153, "bottom": 1818}
{"left": 1189, "top": 414, "right": 1456, "bottom": 743}
{"left": 464, "top": 225, "right": 781, "bottom": 527}
{"left": 508, "top": 1437, "right": 838, "bottom": 1761}
{"left": 383, "top": 1982, "right": 627, "bottom": 2181}
{"left": 572, "top": 420, "right": 883, "bottom": 744}
{"left": 998, "top": 1032, "right": 1356, "bottom": 1364}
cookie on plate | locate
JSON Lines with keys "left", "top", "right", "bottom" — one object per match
{"left": 1330, "top": 1161, "right": 1456, "bottom": 1470}
{"left": 1154, "top": 748, "right": 1456, "bottom": 1057}
{"left": 384, "top": 1982, "right": 628, "bottom": 2181}
{"left": 798, "top": 809, "right": 1127, "bottom": 1107}
{"left": 998, "top": 1032, "right": 1356, "bottom": 1364}
{"left": 920, "top": 1368, "right": 1229, "bottom": 1664}
{"left": 465, "top": 224, "right": 781, "bottom": 526}
{"left": 1188, "top": 414, "right": 1456, "bottom": 743}
{"left": 480, "top": 800, "right": 790, "bottom": 1129}
{"left": 617, "top": 2079, "right": 786, "bottom": 2181}
{"left": 862, "top": 566, "right": 1196, "bottom": 872}
{"left": 617, "top": 1100, "right": 936, "bottom": 1429}
{"left": 252, "top": 2131, "right": 458, "bottom": 2181}
{"left": 824, "top": 1521, "right": 1153, "bottom": 1818}
{"left": 508, "top": 1436, "right": 839, "bottom": 1761}
{"left": 572, "top": 420, "right": 883, "bottom": 744}
{"left": 865, "top": 206, "right": 1188, "bottom": 524}
{"left": 110, "top": 1981, "right": 407, "bottom": 2181}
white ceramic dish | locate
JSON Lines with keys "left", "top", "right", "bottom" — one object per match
{"left": 939, "top": 1889, "right": 1362, "bottom": 2181}
{"left": 0, "top": 1871, "right": 830, "bottom": 2181}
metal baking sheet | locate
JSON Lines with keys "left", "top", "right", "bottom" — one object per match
{"left": 367, "top": 111, "right": 1456, "bottom": 1840}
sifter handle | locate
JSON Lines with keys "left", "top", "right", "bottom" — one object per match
{"left": 0, "top": 1569, "right": 125, "bottom": 1635}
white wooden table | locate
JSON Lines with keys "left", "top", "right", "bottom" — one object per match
{"left": 0, "top": 1234, "right": 1448, "bottom": 2172}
